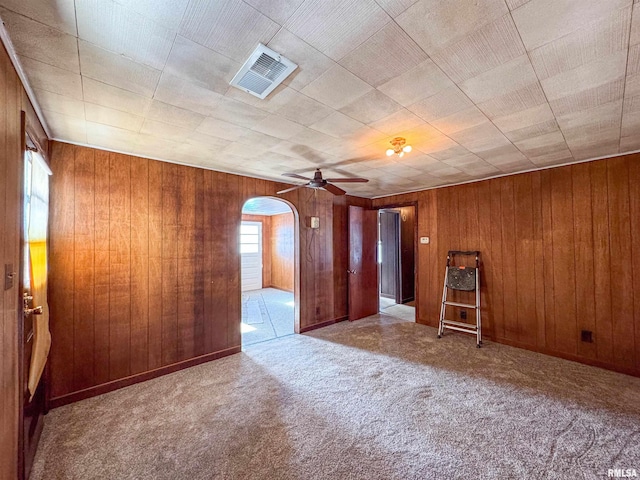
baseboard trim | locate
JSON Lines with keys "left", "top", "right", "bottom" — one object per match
{"left": 300, "top": 316, "right": 348, "bottom": 333}
{"left": 50, "top": 346, "right": 241, "bottom": 408}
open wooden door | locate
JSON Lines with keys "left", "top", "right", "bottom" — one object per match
{"left": 19, "top": 117, "right": 51, "bottom": 480}
{"left": 348, "top": 206, "right": 378, "bottom": 321}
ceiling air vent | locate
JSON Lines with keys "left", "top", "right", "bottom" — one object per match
{"left": 230, "top": 44, "right": 297, "bottom": 99}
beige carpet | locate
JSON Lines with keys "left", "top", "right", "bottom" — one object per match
{"left": 32, "top": 315, "right": 640, "bottom": 479}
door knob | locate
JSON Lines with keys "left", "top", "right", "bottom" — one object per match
{"left": 24, "top": 306, "right": 43, "bottom": 316}
{"left": 347, "top": 269, "right": 357, "bottom": 274}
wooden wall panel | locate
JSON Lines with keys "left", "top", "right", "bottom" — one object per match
{"left": 49, "top": 144, "right": 361, "bottom": 404}
{"left": 271, "top": 213, "right": 294, "bottom": 292}
{"left": 373, "top": 153, "right": 640, "bottom": 377}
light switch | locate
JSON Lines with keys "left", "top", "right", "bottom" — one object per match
{"left": 420, "top": 236, "right": 430, "bottom": 244}
{"left": 310, "top": 217, "right": 320, "bottom": 229}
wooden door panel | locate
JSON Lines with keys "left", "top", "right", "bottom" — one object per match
{"left": 348, "top": 206, "right": 378, "bottom": 320}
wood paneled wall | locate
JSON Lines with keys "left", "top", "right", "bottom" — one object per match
{"left": 48, "top": 143, "right": 362, "bottom": 405}
{"left": 271, "top": 212, "right": 294, "bottom": 292}
{"left": 373, "top": 154, "right": 640, "bottom": 376}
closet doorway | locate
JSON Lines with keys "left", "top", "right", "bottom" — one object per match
{"left": 378, "top": 206, "right": 416, "bottom": 322}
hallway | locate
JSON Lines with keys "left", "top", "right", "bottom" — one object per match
{"left": 241, "top": 288, "right": 295, "bottom": 346}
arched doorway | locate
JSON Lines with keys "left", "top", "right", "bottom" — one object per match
{"left": 240, "top": 197, "right": 300, "bottom": 346}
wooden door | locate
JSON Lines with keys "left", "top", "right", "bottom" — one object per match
{"left": 348, "top": 206, "right": 378, "bottom": 320}
{"left": 240, "top": 221, "right": 262, "bottom": 291}
{"left": 20, "top": 128, "right": 50, "bottom": 480}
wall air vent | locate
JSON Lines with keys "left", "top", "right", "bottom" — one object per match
{"left": 229, "top": 44, "right": 298, "bottom": 99}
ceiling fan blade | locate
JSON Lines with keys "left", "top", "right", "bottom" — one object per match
{"left": 277, "top": 184, "right": 308, "bottom": 195}
{"left": 324, "top": 177, "right": 369, "bottom": 183}
{"left": 323, "top": 183, "right": 346, "bottom": 196}
{"left": 282, "top": 172, "right": 310, "bottom": 180}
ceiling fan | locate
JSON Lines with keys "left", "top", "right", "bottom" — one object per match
{"left": 277, "top": 169, "right": 369, "bottom": 196}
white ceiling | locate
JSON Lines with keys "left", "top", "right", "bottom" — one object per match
{"left": 1, "top": 0, "right": 639, "bottom": 198}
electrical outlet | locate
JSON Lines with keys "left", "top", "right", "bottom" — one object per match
{"left": 460, "top": 310, "right": 467, "bottom": 320}
{"left": 581, "top": 330, "right": 593, "bottom": 343}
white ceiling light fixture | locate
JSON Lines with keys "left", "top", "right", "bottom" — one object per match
{"left": 386, "top": 137, "right": 412, "bottom": 158}
{"left": 230, "top": 44, "right": 298, "bottom": 99}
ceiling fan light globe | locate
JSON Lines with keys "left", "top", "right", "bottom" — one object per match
{"left": 403, "top": 145, "right": 412, "bottom": 153}
{"left": 398, "top": 151, "right": 404, "bottom": 158}
{"left": 386, "top": 149, "right": 394, "bottom": 156}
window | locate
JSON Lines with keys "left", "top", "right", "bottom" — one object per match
{"left": 240, "top": 224, "right": 260, "bottom": 254}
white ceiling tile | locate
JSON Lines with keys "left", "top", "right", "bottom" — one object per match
{"left": 79, "top": 40, "right": 161, "bottom": 97}
{"left": 377, "top": 59, "right": 452, "bottom": 107}
{"left": 339, "top": 89, "right": 402, "bottom": 124}
{"left": 83, "top": 77, "right": 152, "bottom": 117}
{"left": 407, "top": 86, "right": 473, "bottom": 122}
{"left": 85, "top": 103, "right": 144, "bottom": 131}
{"left": 631, "top": 3, "right": 640, "bottom": 46}
{"left": 0, "top": 0, "right": 77, "bottom": 35}
{"left": 448, "top": 122, "right": 512, "bottom": 152}
{"left": 140, "top": 118, "right": 195, "bottom": 141}
{"left": 251, "top": 115, "right": 307, "bottom": 139}
{"left": 541, "top": 51, "right": 628, "bottom": 101}
{"left": 411, "top": 136, "right": 462, "bottom": 157}
{"left": 85, "top": 121, "right": 141, "bottom": 151}
{"left": 244, "top": 0, "right": 306, "bottom": 24}
{"left": 42, "top": 109, "right": 87, "bottom": 142}
{"left": 179, "top": 0, "right": 280, "bottom": 63}
{"left": 528, "top": 149, "right": 574, "bottom": 166}
{"left": 396, "top": 0, "right": 508, "bottom": 53}
{"left": 284, "top": 0, "right": 391, "bottom": 61}
{"left": 374, "top": 0, "right": 419, "bottom": 17}
{"left": 339, "top": 21, "right": 428, "bottom": 87}
{"left": 431, "top": 14, "right": 525, "bottom": 83}
{"left": 460, "top": 55, "right": 538, "bottom": 104}
{"left": 274, "top": 91, "right": 335, "bottom": 126}
{"left": 505, "top": 0, "right": 529, "bottom": 10}
{"left": 309, "top": 111, "right": 366, "bottom": 138}
{"left": 515, "top": 130, "right": 570, "bottom": 156}
{"left": 529, "top": 8, "right": 631, "bottom": 81}
{"left": 224, "top": 84, "right": 298, "bottom": 113}
{"left": 556, "top": 100, "right": 623, "bottom": 134}
{"left": 21, "top": 57, "right": 83, "bottom": 100}
{"left": 154, "top": 73, "right": 223, "bottom": 116}
{"left": 301, "top": 64, "right": 373, "bottom": 109}
{"left": 512, "top": 0, "right": 631, "bottom": 51}
{"left": 196, "top": 117, "right": 250, "bottom": 141}
{"left": 76, "top": 0, "right": 175, "bottom": 70}
{"left": 209, "top": 97, "right": 270, "bottom": 128}
{"left": 33, "top": 89, "right": 85, "bottom": 118}
{"left": 266, "top": 29, "right": 337, "bottom": 91}
{"left": 236, "top": 130, "right": 284, "bottom": 149}
{"left": 164, "top": 35, "right": 241, "bottom": 95}
{"left": 0, "top": 8, "right": 79, "bottom": 73}
{"left": 490, "top": 102, "right": 554, "bottom": 133}
{"left": 503, "top": 120, "right": 560, "bottom": 143}
{"left": 549, "top": 79, "right": 624, "bottom": 116}
{"left": 186, "top": 132, "right": 231, "bottom": 150}
{"left": 287, "top": 128, "right": 342, "bottom": 152}
{"left": 476, "top": 82, "right": 547, "bottom": 119}
{"left": 369, "top": 109, "right": 424, "bottom": 135}
{"left": 115, "top": 0, "right": 190, "bottom": 30}
{"left": 430, "top": 107, "right": 489, "bottom": 135}
{"left": 146, "top": 100, "right": 206, "bottom": 129}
